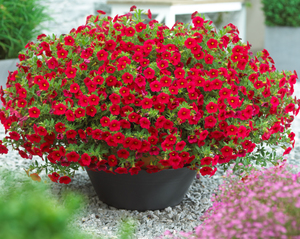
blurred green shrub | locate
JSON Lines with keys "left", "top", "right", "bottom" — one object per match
{"left": 0, "top": 170, "right": 91, "bottom": 239}
{"left": 0, "top": 170, "right": 138, "bottom": 239}
{"left": 0, "top": 0, "right": 52, "bottom": 59}
{"left": 261, "top": 0, "right": 300, "bottom": 27}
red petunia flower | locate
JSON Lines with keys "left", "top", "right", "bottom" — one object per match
{"left": 78, "top": 153, "right": 91, "bottom": 167}
{"left": 144, "top": 67, "right": 155, "bottom": 79}
{"left": 65, "top": 67, "right": 77, "bottom": 78}
{"left": 178, "top": 108, "right": 190, "bottom": 120}
{"left": 227, "top": 96, "right": 240, "bottom": 109}
{"left": 69, "top": 83, "right": 80, "bottom": 93}
{"left": 141, "top": 98, "right": 153, "bottom": 109}
{"left": 48, "top": 172, "right": 60, "bottom": 183}
{"left": 115, "top": 167, "right": 128, "bottom": 174}
{"left": 193, "top": 16, "right": 204, "bottom": 27}
{"left": 64, "top": 36, "right": 75, "bottom": 46}
{"left": 221, "top": 146, "right": 233, "bottom": 157}
{"left": 135, "top": 22, "right": 146, "bottom": 32}
{"left": 66, "top": 151, "right": 80, "bottom": 162}
{"left": 139, "top": 117, "right": 151, "bottom": 129}
{"left": 206, "top": 102, "right": 218, "bottom": 113}
{"left": 207, "top": 39, "right": 218, "bottom": 49}
{"left": 28, "top": 107, "right": 40, "bottom": 118}
{"left": 109, "top": 120, "right": 120, "bottom": 131}
{"left": 204, "top": 115, "right": 217, "bottom": 128}
{"left": 59, "top": 176, "right": 71, "bottom": 184}
{"left": 204, "top": 54, "right": 214, "bottom": 64}
{"left": 201, "top": 157, "right": 213, "bottom": 165}
{"left": 97, "top": 49, "right": 108, "bottom": 61}
{"left": 184, "top": 38, "right": 196, "bottom": 49}
{"left": 147, "top": 9, "right": 152, "bottom": 19}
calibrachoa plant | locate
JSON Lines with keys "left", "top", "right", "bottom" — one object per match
{"left": 0, "top": 7, "right": 298, "bottom": 184}
{"left": 159, "top": 162, "right": 300, "bottom": 239}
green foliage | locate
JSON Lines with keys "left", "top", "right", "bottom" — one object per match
{"left": 261, "top": 0, "right": 300, "bottom": 27}
{"left": 0, "top": 0, "right": 52, "bottom": 59}
{"left": 0, "top": 169, "right": 89, "bottom": 239}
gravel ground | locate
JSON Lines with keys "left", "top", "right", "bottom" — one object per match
{"left": 0, "top": 83, "right": 300, "bottom": 238}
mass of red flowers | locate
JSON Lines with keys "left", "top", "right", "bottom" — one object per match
{"left": 0, "top": 7, "right": 298, "bottom": 184}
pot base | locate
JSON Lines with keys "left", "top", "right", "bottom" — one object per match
{"left": 85, "top": 167, "right": 196, "bottom": 211}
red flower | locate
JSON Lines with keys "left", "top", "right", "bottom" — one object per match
{"left": 88, "top": 94, "right": 100, "bottom": 106}
{"left": 200, "top": 167, "right": 213, "bottom": 176}
{"left": 149, "top": 146, "right": 160, "bottom": 155}
{"left": 57, "top": 48, "right": 68, "bottom": 59}
{"left": 178, "top": 108, "right": 190, "bottom": 120}
{"left": 79, "top": 153, "right": 91, "bottom": 166}
{"left": 59, "top": 176, "right": 71, "bottom": 184}
{"left": 204, "top": 54, "right": 214, "bottom": 64}
{"left": 253, "top": 80, "right": 264, "bottom": 89}
{"left": 37, "top": 126, "right": 47, "bottom": 136}
{"left": 109, "top": 93, "right": 121, "bottom": 104}
{"left": 135, "top": 22, "right": 146, "bottom": 32}
{"left": 100, "top": 116, "right": 110, "bottom": 127}
{"left": 115, "top": 167, "right": 128, "bottom": 174}
{"left": 64, "top": 36, "right": 74, "bottom": 46}
{"left": 206, "top": 102, "right": 218, "bottom": 113}
{"left": 207, "top": 39, "right": 218, "bottom": 49}
{"left": 28, "top": 107, "right": 40, "bottom": 118}
{"left": 285, "top": 103, "right": 295, "bottom": 113}
{"left": 46, "top": 57, "right": 58, "bottom": 70}
{"left": 221, "top": 146, "right": 233, "bottom": 157}
{"left": 283, "top": 147, "right": 292, "bottom": 156}
{"left": 219, "top": 88, "right": 231, "bottom": 99}
{"left": 226, "top": 125, "right": 238, "bottom": 135}
{"left": 113, "top": 132, "right": 125, "bottom": 144}
{"left": 117, "top": 149, "right": 130, "bottom": 159}
{"left": 55, "top": 122, "right": 66, "bottom": 133}
{"left": 70, "top": 83, "right": 80, "bottom": 93}
{"left": 48, "top": 172, "right": 60, "bottom": 183}
{"left": 108, "top": 155, "right": 118, "bottom": 167}
{"left": 147, "top": 9, "right": 152, "bottom": 19}
{"left": 174, "top": 68, "right": 185, "bottom": 79}
{"left": 227, "top": 96, "right": 240, "bottom": 109}
{"left": 65, "top": 110, "right": 75, "bottom": 121}
{"left": 204, "top": 115, "right": 217, "bottom": 128}
{"left": 97, "top": 49, "right": 108, "bottom": 61}
{"left": 144, "top": 67, "right": 155, "bottom": 79}
{"left": 66, "top": 129, "right": 77, "bottom": 139}
{"left": 65, "top": 67, "right": 77, "bottom": 78}
{"left": 109, "top": 120, "right": 120, "bottom": 131}
{"left": 129, "top": 167, "right": 141, "bottom": 175}
{"left": 175, "top": 141, "right": 186, "bottom": 151}
{"left": 201, "top": 157, "right": 213, "bottom": 165}
{"left": 54, "top": 103, "right": 67, "bottom": 115}
{"left": 139, "top": 117, "right": 151, "bottom": 129}
{"left": 18, "top": 88, "right": 27, "bottom": 98}
{"left": 165, "top": 135, "right": 177, "bottom": 145}
{"left": 86, "top": 105, "right": 97, "bottom": 117}
{"left": 270, "top": 96, "right": 279, "bottom": 106}
{"left": 160, "top": 76, "right": 172, "bottom": 87}
{"left": 130, "top": 138, "right": 142, "bottom": 150}
{"left": 141, "top": 98, "right": 153, "bottom": 109}
{"left": 193, "top": 16, "right": 204, "bottom": 27}
{"left": 184, "top": 38, "right": 196, "bottom": 49}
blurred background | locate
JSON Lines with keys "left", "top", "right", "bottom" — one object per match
{"left": 0, "top": 0, "right": 299, "bottom": 103}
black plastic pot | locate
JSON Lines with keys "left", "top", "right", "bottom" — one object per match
{"left": 85, "top": 167, "right": 196, "bottom": 211}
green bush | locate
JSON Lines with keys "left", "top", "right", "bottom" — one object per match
{"left": 0, "top": 170, "right": 90, "bottom": 239}
{"left": 0, "top": 0, "right": 52, "bottom": 59}
{"left": 0, "top": 169, "right": 138, "bottom": 239}
{"left": 261, "top": 0, "right": 300, "bottom": 27}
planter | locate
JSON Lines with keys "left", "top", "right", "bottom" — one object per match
{"left": 85, "top": 166, "right": 196, "bottom": 211}
{"left": 264, "top": 26, "right": 300, "bottom": 76}
{"left": 0, "top": 58, "right": 19, "bottom": 108}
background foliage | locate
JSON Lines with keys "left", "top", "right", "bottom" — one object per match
{"left": 0, "top": 0, "right": 52, "bottom": 59}
{"left": 261, "top": 0, "right": 300, "bottom": 27}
